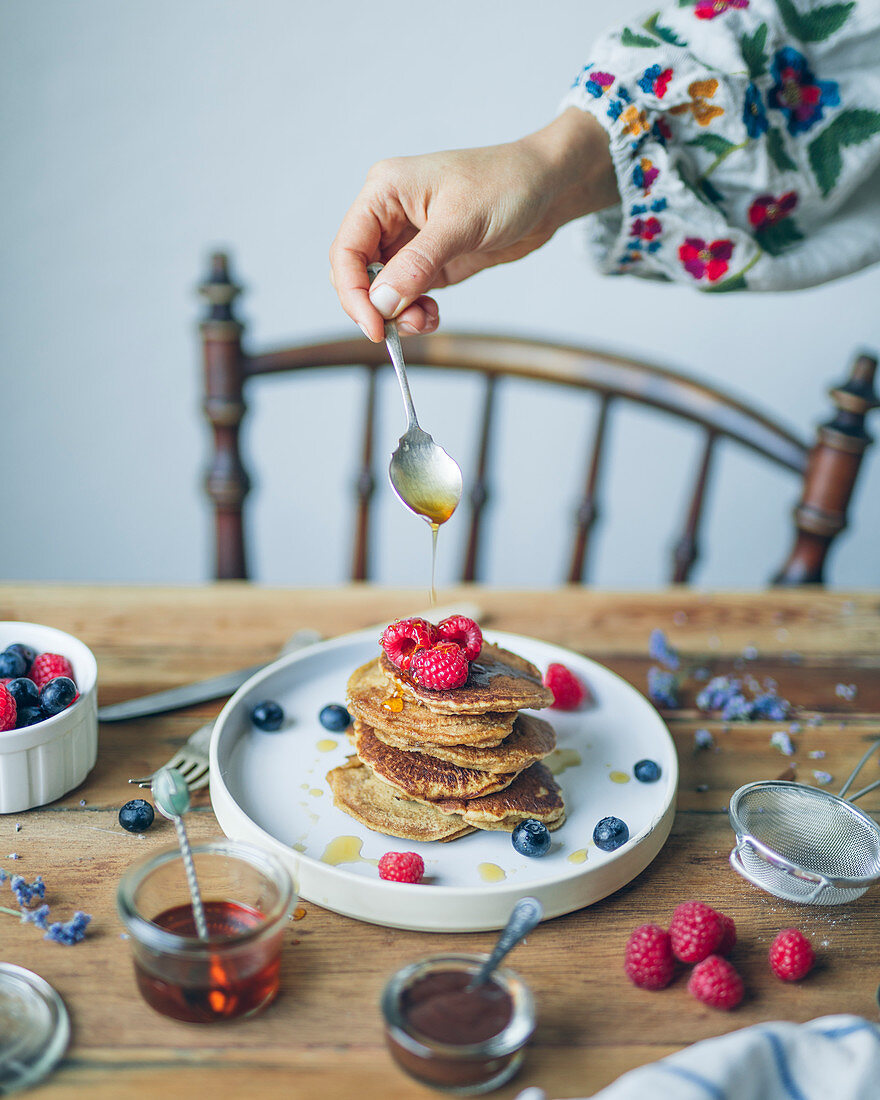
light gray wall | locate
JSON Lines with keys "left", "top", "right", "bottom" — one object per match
{"left": 2, "top": 0, "right": 878, "bottom": 590}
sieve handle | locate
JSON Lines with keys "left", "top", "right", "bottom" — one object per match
{"left": 731, "top": 836, "right": 831, "bottom": 904}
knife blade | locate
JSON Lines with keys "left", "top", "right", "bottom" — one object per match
{"left": 97, "top": 602, "right": 481, "bottom": 722}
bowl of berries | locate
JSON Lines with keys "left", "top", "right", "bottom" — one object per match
{"left": 0, "top": 622, "right": 98, "bottom": 813}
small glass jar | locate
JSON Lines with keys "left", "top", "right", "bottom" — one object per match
{"left": 381, "top": 953, "right": 535, "bottom": 1095}
{"left": 117, "top": 839, "right": 296, "bottom": 1024}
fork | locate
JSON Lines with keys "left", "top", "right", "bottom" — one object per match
{"left": 126, "top": 627, "right": 324, "bottom": 792}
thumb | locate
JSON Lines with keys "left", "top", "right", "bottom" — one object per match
{"left": 368, "top": 228, "right": 459, "bottom": 319}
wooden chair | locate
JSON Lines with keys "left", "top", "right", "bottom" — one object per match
{"left": 197, "top": 251, "right": 878, "bottom": 586}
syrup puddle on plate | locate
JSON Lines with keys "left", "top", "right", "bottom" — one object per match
{"left": 609, "top": 770, "right": 630, "bottom": 784}
{"left": 478, "top": 862, "right": 507, "bottom": 883}
{"left": 316, "top": 739, "right": 338, "bottom": 752}
{"left": 546, "top": 749, "right": 582, "bottom": 776}
{"left": 567, "top": 849, "right": 588, "bottom": 864}
{"left": 321, "top": 836, "right": 378, "bottom": 867}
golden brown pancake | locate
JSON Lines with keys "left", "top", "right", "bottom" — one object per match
{"left": 347, "top": 658, "right": 516, "bottom": 746}
{"left": 326, "top": 757, "right": 473, "bottom": 842}
{"left": 429, "top": 762, "right": 566, "bottom": 831}
{"left": 352, "top": 720, "right": 518, "bottom": 801}
{"left": 370, "top": 712, "right": 557, "bottom": 774}
{"left": 379, "top": 642, "right": 554, "bottom": 715}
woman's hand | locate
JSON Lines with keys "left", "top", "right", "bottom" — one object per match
{"left": 329, "top": 108, "right": 618, "bottom": 341}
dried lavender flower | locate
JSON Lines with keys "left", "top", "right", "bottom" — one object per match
{"left": 10, "top": 874, "right": 45, "bottom": 908}
{"left": 649, "top": 629, "right": 680, "bottom": 671}
{"left": 44, "top": 911, "right": 91, "bottom": 946}
{"left": 647, "top": 666, "right": 679, "bottom": 709}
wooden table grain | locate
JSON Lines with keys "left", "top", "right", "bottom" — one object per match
{"left": 1, "top": 583, "right": 879, "bottom": 1100}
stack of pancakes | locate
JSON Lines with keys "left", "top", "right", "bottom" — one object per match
{"left": 326, "top": 640, "right": 566, "bottom": 842}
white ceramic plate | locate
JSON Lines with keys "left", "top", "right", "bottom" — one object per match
{"left": 210, "top": 630, "right": 678, "bottom": 932}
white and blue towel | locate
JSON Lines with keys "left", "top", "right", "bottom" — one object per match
{"left": 516, "top": 1015, "right": 880, "bottom": 1100}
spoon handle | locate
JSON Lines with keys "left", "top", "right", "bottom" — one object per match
{"left": 469, "top": 897, "right": 543, "bottom": 988}
{"left": 366, "top": 262, "right": 420, "bottom": 431}
{"left": 174, "top": 815, "right": 209, "bottom": 941}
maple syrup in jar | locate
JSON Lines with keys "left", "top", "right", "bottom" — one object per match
{"left": 117, "top": 840, "right": 296, "bottom": 1023}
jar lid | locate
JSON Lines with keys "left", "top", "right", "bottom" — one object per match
{"left": 0, "top": 963, "right": 70, "bottom": 1093}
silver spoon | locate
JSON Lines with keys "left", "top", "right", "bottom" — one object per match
{"left": 152, "top": 766, "right": 209, "bottom": 941}
{"left": 468, "top": 896, "right": 544, "bottom": 989}
{"left": 366, "top": 263, "right": 463, "bottom": 527}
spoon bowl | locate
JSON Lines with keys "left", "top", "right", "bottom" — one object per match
{"left": 367, "top": 264, "right": 463, "bottom": 526}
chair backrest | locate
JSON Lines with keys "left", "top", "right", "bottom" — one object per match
{"left": 198, "top": 251, "right": 878, "bottom": 586}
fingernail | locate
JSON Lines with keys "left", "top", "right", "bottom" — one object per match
{"left": 358, "top": 322, "right": 371, "bottom": 340}
{"left": 369, "top": 282, "right": 401, "bottom": 318}
{"left": 397, "top": 321, "right": 418, "bottom": 335}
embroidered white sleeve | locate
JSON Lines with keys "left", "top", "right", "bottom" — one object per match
{"left": 560, "top": 0, "right": 880, "bottom": 291}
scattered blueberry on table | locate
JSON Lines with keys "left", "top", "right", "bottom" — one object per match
{"left": 119, "top": 799, "right": 155, "bottom": 833}
{"left": 593, "top": 816, "right": 629, "bottom": 852}
{"left": 251, "top": 700, "right": 284, "bottom": 731}
{"left": 319, "top": 704, "right": 351, "bottom": 732}
{"left": 511, "top": 819, "right": 551, "bottom": 857}
{"left": 633, "top": 759, "right": 661, "bottom": 783}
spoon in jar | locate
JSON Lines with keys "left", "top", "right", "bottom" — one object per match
{"left": 467, "top": 896, "right": 544, "bottom": 990}
{"left": 152, "top": 766, "right": 209, "bottom": 941}
{"left": 366, "top": 263, "right": 463, "bottom": 527}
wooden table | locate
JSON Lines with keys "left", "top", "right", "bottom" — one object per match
{"left": 2, "top": 584, "right": 879, "bottom": 1100}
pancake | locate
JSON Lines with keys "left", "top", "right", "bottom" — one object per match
{"left": 347, "top": 658, "right": 516, "bottom": 746}
{"left": 379, "top": 642, "right": 554, "bottom": 715}
{"left": 326, "top": 757, "right": 473, "bottom": 842}
{"left": 429, "top": 762, "right": 566, "bottom": 831}
{"left": 370, "top": 711, "right": 557, "bottom": 773}
{"left": 352, "top": 720, "right": 518, "bottom": 801}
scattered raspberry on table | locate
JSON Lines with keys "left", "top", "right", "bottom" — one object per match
{"left": 669, "top": 901, "right": 726, "bottom": 963}
{"left": 687, "top": 955, "right": 744, "bottom": 1010}
{"left": 624, "top": 923, "right": 675, "bottom": 990}
{"left": 378, "top": 852, "right": 425, "bottom": 884}
{"left": 769, "top": 928, "right": 815, "bottom": 981}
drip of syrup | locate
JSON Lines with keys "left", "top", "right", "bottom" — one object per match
{"left": 478, "top": 862, "right": 507, "bottom": 883}
{"left": 320, "top": 835, "right": 378, "bottom": 866}
{"left": 382, "top": 688, "right": 405, "bottom": 713}
{"left": 609, "top": 770, "right": 630, "bottom": 784}
{"left": 567, "top": 849, "right": 588, "bottom": 864}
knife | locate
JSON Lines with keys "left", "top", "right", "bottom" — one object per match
{"left": 97, "top": 603, "right": 481, "bottom": 722}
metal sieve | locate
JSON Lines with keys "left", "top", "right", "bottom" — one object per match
{"left": 728, "top": 741, "right": 880, "bottom": 905}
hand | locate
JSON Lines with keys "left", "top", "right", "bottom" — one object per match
{"left": 329, "top": 108, "right": 618, "bottom": 341}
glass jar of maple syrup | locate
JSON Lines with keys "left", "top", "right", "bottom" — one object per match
{"left": 117, "top": 839, "right": 296, "bottom": 1023}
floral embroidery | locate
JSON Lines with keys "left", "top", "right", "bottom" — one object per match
{"left": 768, "top": 47, "right": 840, "bottom": 135}
{"left": 748, "top": 191, "right": 798, "bottom": 228}
{"left": 653, "top": 116, "right": 674, "bottom": 145}
{"left": 608, "top": 99, "right": 624, "bottom": 121}
{"left": 620, "top": 103, "right": 651, "bottom": 137}
{"left": 637, "top": 64, "right": 673, "bottom": 98}
{"left": 585, "top": 71, "right": 615, "bottom": 98}
{"left": 632, "top": 156, "right": 660, "bottom": 194}
{"left": 743, "top": 83, "right": 769, "bottom": 138}
{"left": 670, "top": 79, "right": 725, "bottom": 126}
{"left": 695, "top": 0, "right": 749, "bottom": 18}
{"left": 631, "top": 216, "right": 663, "bottom": 241}
{"left": 678, "top": 237, "right": 734, "bottom": 281}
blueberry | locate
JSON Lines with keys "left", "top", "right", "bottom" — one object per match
{"left": 40, "top": 676, "right": 77, "bottom": 716}
{"left": 511, "top": 818, "right": 551, "bottom": 857}
{"left": 6, "top": 678, "right": 39, "bottom": 708}
{"left": 118, "top": 799, "right": 155, "bottom": 833}
{"left": 251, "top": 700, "right": 284, "bottom": 731}
{"left": 0, "top": 649, "right": 27, "bottom": 678}
{"left": 16, "top": 705, "right": 46, "bottom": 728}
{"left": 593, "top": 816, "right": 629, "bottom": 852}
{"left": 5, "top": 644, "right": 36, "bottom": 673}
{"left": 634, "top": 759, "right": 662, "bottom": 783}
{"left": 319, "top": 704, "right": 351, "bottom": 732}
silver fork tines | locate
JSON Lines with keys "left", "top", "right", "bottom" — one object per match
{"left": 128, "top": 722, "right": 212, "bottom": 791}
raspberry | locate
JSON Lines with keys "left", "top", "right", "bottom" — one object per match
{"left": 769, "top": 928, "right": 815, "bottom": 981}
{"left": 30, "top": 653, "right": 75, "bottom": 691}
{"left": 0, "top": 687, "right": 16, "bottom": 732}
{"left": 411, "top": 642, "right": 469, "bottom": 690}
{"left": 378, "top": 851, "right": 425, "bottom": 884}
{"left": 543, "top": 663, "right": 588, "bottom": 710}
{"left": 624, "top": 923, "right": 675, "bottom": 990}
{"left": 687, "top": 955, "right": 744, "bottom": 1009}
{"left": 436, "top": 615, "right": 483, "bottom": 661}
{"left": 669, "top": 901, "right": 725, "bottom": 963}
{"left": 380, "top": 618, "right": 439, "bottom": 671}
{"left": 718, "top": 913, "right": 737, "bottom": 956}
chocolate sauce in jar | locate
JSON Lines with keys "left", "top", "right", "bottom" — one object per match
{"left": 402, "top": 970, "right": 513, "bottom": 1045}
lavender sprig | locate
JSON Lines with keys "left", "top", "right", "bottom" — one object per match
{"left": 1, "top": 865, "right": 91, "bottom": 945}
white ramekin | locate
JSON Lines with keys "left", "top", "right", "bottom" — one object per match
{"left": 0, "top": 622, "right": 98, "bottom": 814}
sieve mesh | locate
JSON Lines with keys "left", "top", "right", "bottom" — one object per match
{"left": 729, "top": 781, "right": 880, "bottom": 905}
